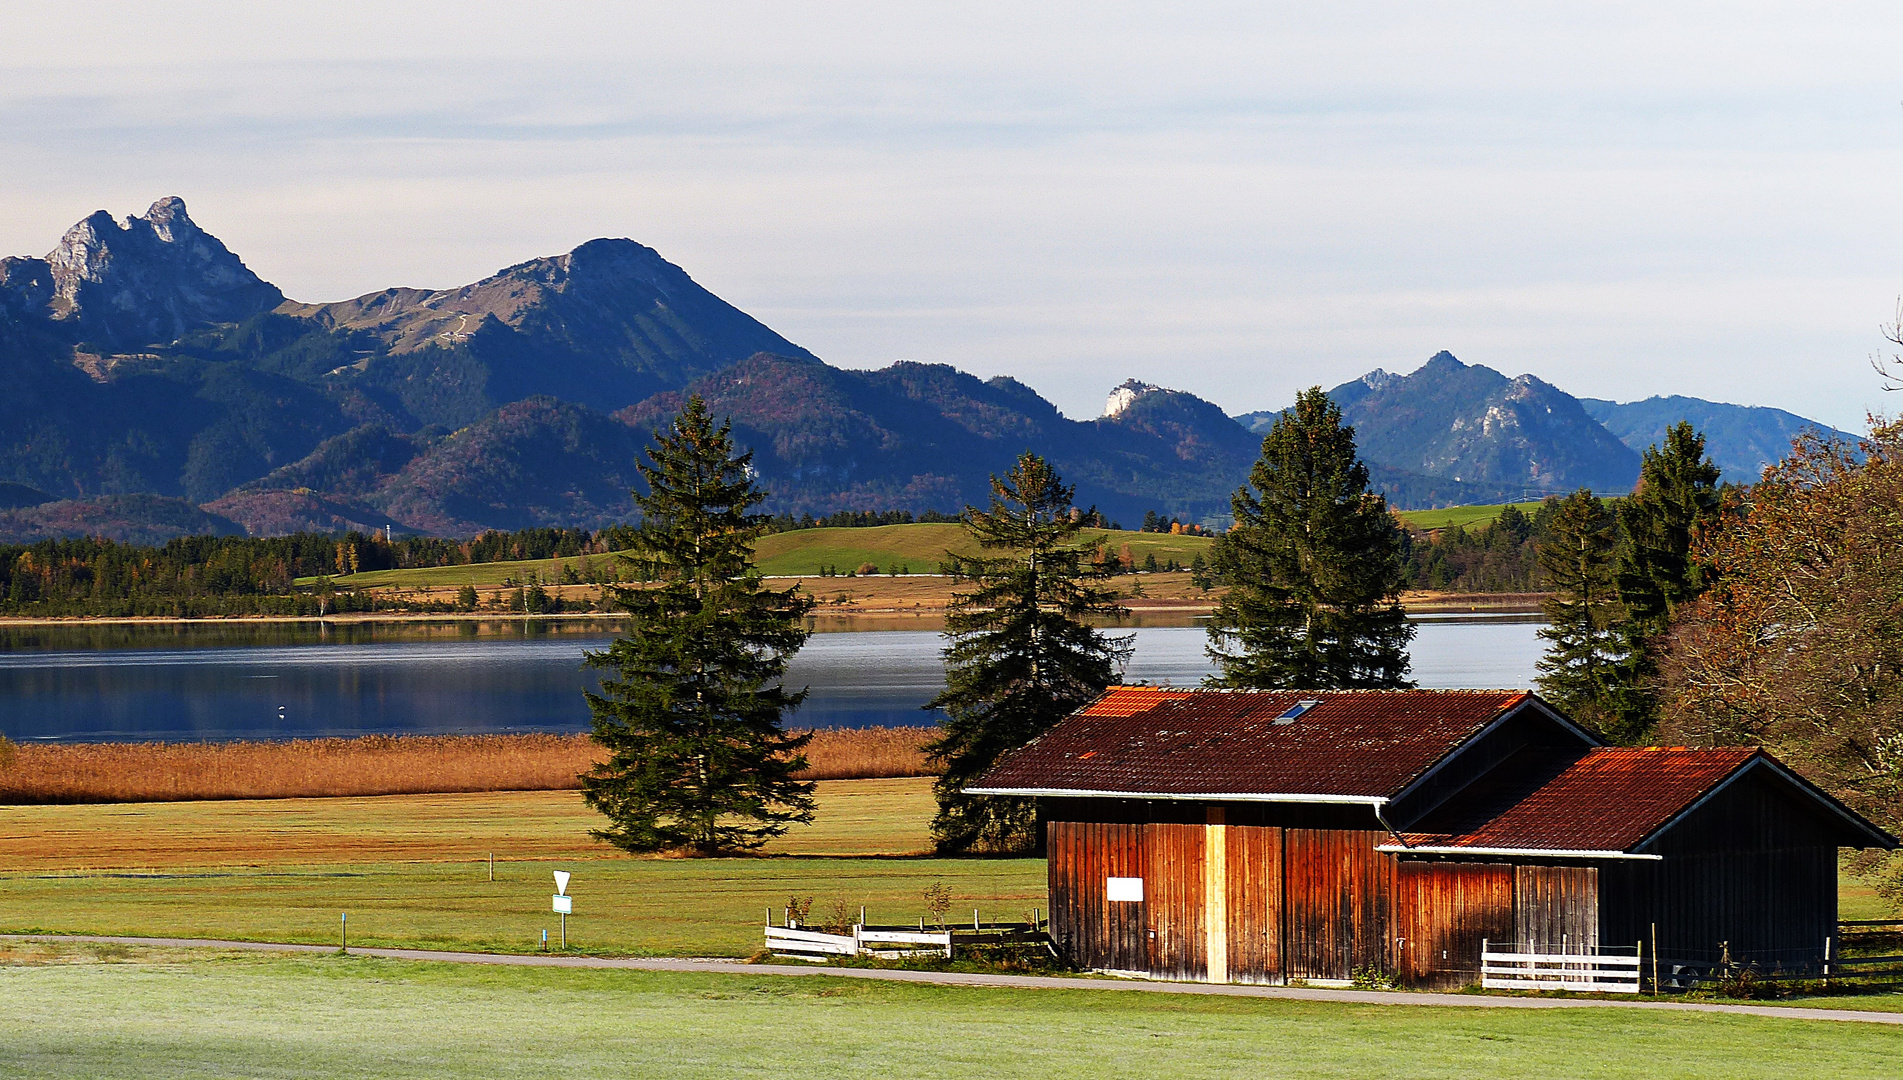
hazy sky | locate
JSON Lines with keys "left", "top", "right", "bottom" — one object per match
{"left": 4, "top": 3, "right": 1900, "bottom": 429}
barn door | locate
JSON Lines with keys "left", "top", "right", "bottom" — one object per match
{"left": 1142, "top": 822, "right": 1206, "bottom": 980}
{"left": 1393, "top": 861, "right": 1513, "bottom": 989}
{"left": 1223, "top": 822, "right": 1283, "bottom": 983}
{"left": 1283, "top": 829, "right": 1395, "bottom": 982}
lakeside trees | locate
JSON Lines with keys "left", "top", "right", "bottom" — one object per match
{"left": 1205, "top": 387, "right": 1413, "bottom": 689}
{"left": 581, "top": 397, "right": 816, "bottom": 855}
{"left": 1656, "top": 421, "right": 1903, "bottom": 853}
{"left": 1533, "top": 490, "right": 1639, "bottom": 737}
{"left": 1535, "top": 425, "right": 1723, "bottom": 743}
{"left": 927, "top": 452, "right": 1131, "bottom": 854}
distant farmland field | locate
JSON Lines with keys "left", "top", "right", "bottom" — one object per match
{"left": 1393, "top": 502, "right": 1546, "bottom": 531}
{"left": 753, "top": 524, "right": 1215, "bottom": 577}
{"left": 304, "top": 524, "right": 1217, "bottom": 589}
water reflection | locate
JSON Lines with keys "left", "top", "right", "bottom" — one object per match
{"left": 0, "top": 617, "right": 1546, "bottom": 743}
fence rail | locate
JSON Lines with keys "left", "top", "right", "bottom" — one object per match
{"left": 1481, "top": 943, "right": 1642, "bottom": 993}
{"left": 765, "top": 923, "right": 958, "bottom": 961}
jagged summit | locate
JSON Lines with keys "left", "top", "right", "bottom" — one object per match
{"left": 1102, "top": 379, "right": 1159, "bottom": 417}
{"left": 7, "top": 197, "right": 284, "bottom": 348}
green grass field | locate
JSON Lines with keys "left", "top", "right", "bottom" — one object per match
{"left": 4, "top": 780, "right": 1903, "bottom": 1076}
{"left": 1, "top": 950, "right": 1897, "bottom": 1080}
{"left": 754, "top": 524, "right": 1214, "bottom": 577}
{"left": 301, "top": 524, "right": 1218, "bottom": 588}
{"left": 1393, "top": 502, "right": 1547, "bottom": 531}
{"left": 0, "top": 779, "right": 1044, "bottom": 956}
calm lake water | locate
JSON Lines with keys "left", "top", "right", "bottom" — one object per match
{"left": 0, "top": 616, "right": 1544, "bottom": 743}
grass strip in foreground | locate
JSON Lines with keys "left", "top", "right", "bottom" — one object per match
{"left": 0, "top": 948, "right": 1897, "bottom": 1079}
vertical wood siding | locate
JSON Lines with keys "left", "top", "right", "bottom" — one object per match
{"left": 1515, "top": 865, "right": 1599, "bottom": 953}
{"left": 1603, "top": 768, "right": 1841, "bottom": 964}
{"left": 1048, "top": 819, "right": 1204, "bottom": 977}
{"left": 1394, "top": 861, "right": 1513, "bottom": 990}
{"left": 1284, "top": 829, "right": 1395, "bottom": 981}
{"left": 1144, "top": 822, "right": 1207, "bottom": 979}
{"left": 1224, "top": 823, "right": 1283, "bottom": 983}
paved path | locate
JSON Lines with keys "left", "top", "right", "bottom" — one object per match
{"left": 9, "top": 934, "right": 1901, "bottom": 1026}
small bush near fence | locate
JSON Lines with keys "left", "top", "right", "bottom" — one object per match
{"left": 0, "top": 727, "right": 937, "bottom": 804}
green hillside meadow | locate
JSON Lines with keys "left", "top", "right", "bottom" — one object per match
{"left": 1392, "top": 502, "right": 1545, "bottom": 531}
{"left": 310, "top": 525, "right": 1217, "bottom": 587}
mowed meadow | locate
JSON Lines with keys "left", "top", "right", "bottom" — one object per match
{"left": 0, "top": 728, "right": 936, "bottom": 804}
{"left": 0, "top": 778, "right": 1045, "bottom": 956}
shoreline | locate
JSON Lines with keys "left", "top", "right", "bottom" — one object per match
{"left": 0, "top": 591, "right": 1546, "bottom": 629}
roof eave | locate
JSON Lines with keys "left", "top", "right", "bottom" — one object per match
{"left": 1630, "top": 753, "right": 1901, "bottom": 854}
{"left": 961, "top": 786, "right": 1388, "bottom": 805}
{"left": 1376, "top": 843, "right": 1663, "bottom": 862}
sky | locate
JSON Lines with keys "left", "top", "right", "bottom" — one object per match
{"left": 3, "top": 3, "right": 1900, "bottom": 430}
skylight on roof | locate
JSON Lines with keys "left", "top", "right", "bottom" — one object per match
{"left": 1272, "top": 700, "right": 1322, "bottom": 725}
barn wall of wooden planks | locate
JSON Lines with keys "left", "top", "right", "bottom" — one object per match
{"left": 1043, "top": 793, "right": 1840, "bottom": 989}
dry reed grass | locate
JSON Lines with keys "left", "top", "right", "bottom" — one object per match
{"left": 0, "top": 727, "right": 936, "bottom": 805}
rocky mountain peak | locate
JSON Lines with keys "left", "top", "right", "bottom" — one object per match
{"left": 1103, "top": 379, "right": 1159, "bottom": 417}
{"left": 1358, "top": 368, "right": 1398, "bottom": 392}
{"left": 32, "top": 197, "right": 283, "bottom": 348}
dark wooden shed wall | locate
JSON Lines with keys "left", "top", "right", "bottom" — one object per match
{"left": 1600, "top": 767, "right": 1842, "bottom": 964}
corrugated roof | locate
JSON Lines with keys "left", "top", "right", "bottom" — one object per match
{"left": 1396, "top": 747, "right": 1759, "bottom": 853}
{"left": 969, "top": 687, "right": 1532, "bottom": 800}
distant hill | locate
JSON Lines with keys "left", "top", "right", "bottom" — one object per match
{"left": 618, "top": 365, "right": 1260, "bottom": 525}
{"left": 1238, "top": 352, "right": 1641, "bottom": 500}
{"left": 1239, "top": 353, "right": 1845, "bottom": 501}
{"left": 0, "top": 199, "right": 825, "bottom": 542}
{"left": 0, "top": 197, "right": 1855, "bottom": 544}
{"left": 280, "top": 237, "right": 815, "bottom": 423}
{"left": 1579, "top": 395, "right": 1849, "bottom": 484}
{"left": 0, "top": 494, "right": 242, "bottom": 546}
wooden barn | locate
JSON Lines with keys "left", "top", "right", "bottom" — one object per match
{"left": 966, "top": 687, "right": 1896, "bottom": 988}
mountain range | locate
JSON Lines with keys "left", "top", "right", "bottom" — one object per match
{"left": 0, "top": 198, "right": 1847, "bottom": 543}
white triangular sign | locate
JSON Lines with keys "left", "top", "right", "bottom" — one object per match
{"left": 553, "top": 871, "right": 570, "bottom": 896}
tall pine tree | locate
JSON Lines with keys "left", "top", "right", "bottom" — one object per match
{"left": 1206, "top": 387, "right": 1414, "bottom": 688}
{"left": 581, "top": 397, "right": 816, "bottom": 855}
{"left": 1616, "top": 422, "right": 1723, "bottom": 637}
{"left": 1534, "top": 489, "right": 1639, "bottom": 735}
{"left": 927, "top": 453, "right": 1132, "bottom": 854}
{"left": 1601, "top": 422, "right": 1723, "bottom": 743}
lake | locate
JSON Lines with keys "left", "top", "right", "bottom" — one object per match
{"left": 0, "top": 616, "right": 1545, "bottom": 743}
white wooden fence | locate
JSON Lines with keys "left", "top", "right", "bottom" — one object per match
{"left": 1481, "top": 941, "right": 1642, "bottom": 993}
{"left": 765, "top": 924, "right": 954, "bottom": 961}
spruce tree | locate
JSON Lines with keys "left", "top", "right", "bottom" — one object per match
{"left": 1206, "top": 387, "right": 1414, "bottom": 689}
{"left": 1534, "top": 489, "right": 1639, "bottom": 735}
{"left": 927, "top": 453, "right": 1132, "bottom": 853}
{"left": 1600, "top": 421, "right": 1722, "bottom": 743}
{"left": 1616, "top": 422, "right": 1722, "bottom": 637}
{"left": 580, "top": 397, "right": 816, "bottom": 855}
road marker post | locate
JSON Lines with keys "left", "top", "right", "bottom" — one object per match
{"left": 553, "top": 871, "right": 572, "bottom": 949}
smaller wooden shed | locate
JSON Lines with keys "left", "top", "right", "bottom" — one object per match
{"left": 967, "top": 687, "right": 1895, "bottom": 988}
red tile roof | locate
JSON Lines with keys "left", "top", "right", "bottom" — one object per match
{"left": 968, "top": 687, "right": 1535, "bottom": 800}
{"left": 1395, "top": 747, "right": 1760, "bottom": 853}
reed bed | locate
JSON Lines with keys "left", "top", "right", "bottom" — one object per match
{"left": 0, "top": 727, "right": 936, "bottom": 805}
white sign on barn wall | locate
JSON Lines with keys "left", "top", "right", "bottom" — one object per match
{"left": 1106, "top": 877, "right": 1144, "bottom": 902}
